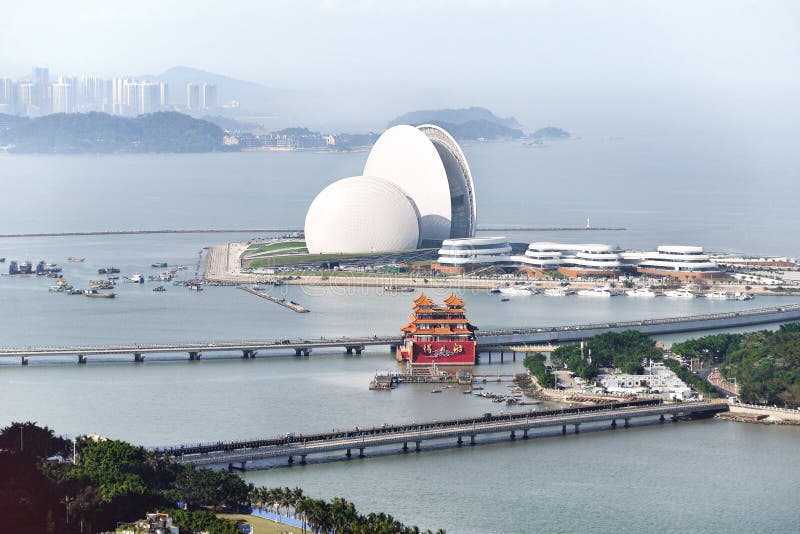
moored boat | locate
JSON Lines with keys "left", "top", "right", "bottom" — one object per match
{"left": 663, "top": 287, "right": 696, "bottom": 299}
{"left": 577, "top": 286, "right": 616, "bottom": 297}
{"left": 84, "top": 289, "right": 115, "bottom": 298}
{"left": 626, "top": 287, "right": 657, "bottom": 297}
{"left": 544, "top": 287, "right": 575, "bottom": 297}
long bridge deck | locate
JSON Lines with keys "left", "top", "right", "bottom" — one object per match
{"left": 154, "top": 400, "right": 726, "bottom": 470}
{"left": 1, "top": 303, "right": 798, "bottom": 364}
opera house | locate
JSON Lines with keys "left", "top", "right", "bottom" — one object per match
{"left": 304, "top": 124, "right": 477, "bottom": 254}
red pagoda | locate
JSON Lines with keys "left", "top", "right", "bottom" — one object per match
{"left": 396, "top": 293, "right": 477, "bottom": 367}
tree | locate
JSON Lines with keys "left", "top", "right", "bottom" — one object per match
{"left": 0, "top": 421, "right": 71, "bottom": 459}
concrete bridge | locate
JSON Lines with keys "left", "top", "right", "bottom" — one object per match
{"left": 0, "top": 303, "right": 798, "bottom": 365}
{"left": 154, "top": 400, "right": 726, "bottom": 470}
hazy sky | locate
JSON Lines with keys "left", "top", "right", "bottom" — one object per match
{"left": 2, "top": 0, "right": 799, "bottom": 87}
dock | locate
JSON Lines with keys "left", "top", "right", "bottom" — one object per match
{"left": 237, "top": 285, "right": 309, "bottom": 313}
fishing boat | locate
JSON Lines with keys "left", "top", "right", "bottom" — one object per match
{"left": 84, "top": 289, "right": 115, "bottom": 298}
{"left": 67, "top": 257, "right": 85, "bottom": 263}
{"left": 153, "top": 285, "right": 166, "bottom": 292}
{"left": 151, "top": 262, "right": 168, "bottom": 268}
{"left": 128, "top": 273, "right": 145, "bottom": 284}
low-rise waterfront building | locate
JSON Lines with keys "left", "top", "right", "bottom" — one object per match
{"left": 435, "top": 236, "right": 513, "bottom": 274}
{"left": 600, "top": 363, "right": 694, "bottom": 400}
{"left": 633, "top": 245, "right": 723, "bottom": 281}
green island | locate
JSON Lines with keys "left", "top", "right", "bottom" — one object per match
{"left": 0, "top": 422, "right": 444, "bottom": 534}
{"left": 0, "top": 111, "right": 227, "bottom": 153}
{"left": 549, "top": 330, "right": 662, "bottom": 379}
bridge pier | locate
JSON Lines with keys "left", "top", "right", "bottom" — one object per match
{"left": 659, "top": 414, "right": 665, "bottom": 423}
{"left": 611, "top": 419, "right": 617, "bottom": 429}
{"left": 188, "top": 351, "right": 201, "bottom": 361}
{"left": 562, "top": 424, "right": 567, "bottom": 435}
{"left": 241, "top": 350, "right": 257, "bottom": 359}
{"left": 345, "top": 345, "right": 364, "bottom": 355}
{"left": 78, "top": 354, "right": 86, "bottom": 364}
{"left": 415, "top": 441, "right": 421, "bottom": 452}
{"left": 457, "top": 436, "right": 463, "bottom": 446}
{"left": 21, "top": 356, "right": 28, "bottom": 366}
{"left": 359, "top": 448, "right": 365, "bottom": 458}
{"left": 288, "top": 456, "right": 294, "bottom": 465}
{"left": 574, "top": 423, "right": 580, "bottom": 434}
{"left": 294, "top": 348, "right": 311, "bottom": 357}
{"left": 346, "top": 448, "right": 352, "bottom": 458}
{"left": 300, "top": 455, "right": 307, "bottom": 465}
{"left": 228, "top": 462, "right": 246, "bottom": 472}
{"left": 500, "top": 351, "right": 504, "bottom": 363}
{"left": 402, "top": 442, "right": 408, "bottom": 453}
{"left": 624, "top": 418, "right": 630, "bottom": 428}
{"left": 522, "top": 429, "right": 529, "bottom": 439}
{"left": 133, "top": 353, "right": 144, "bottom": 363}
{"left": 470, "top": 435, "right": 476, "bottom": 446}
{"left": 672, "top": 414, "right": 679, "bottom": 423}
{"left": 510, "top": 430, "right": 516, "bottom": 440}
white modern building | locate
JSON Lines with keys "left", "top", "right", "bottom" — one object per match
{"left": 436, "top": 237, "right": 513, "bottom": 271}
{"left": 629, "top": 245, "right": 723, "bottom": 281}
{"left": 304, "top": 124, "right": 477, "bottom": 254}
{"left": 516, "top": 242, "right": 623, "bottom": 277}
{"left": 304, "top": 176, "right": 421, "bottom": 254}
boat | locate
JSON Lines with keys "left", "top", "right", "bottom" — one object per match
{"left": 188, "top": 284, "right": 203, "bottom": 291}
{"left": 544, "top": 287, "right": 575, "bottom": 297}
{"left": 489, "top": 286, "right": 501, "bottom": 294}
{"left": 83, "top": 289, "right": 115, "bottom": 298}
{"left": 128, "top": 273, "right": 145, "bottom": 284}
{"left": 151, "top": 262, "right": 168, "bottom": 268}
{"left": 733, "top": 292, "right": 754, "bottom": 301}
{"left": 66, "top": 288, "right": 83, "bottom": 295}
{"left": 0, "top": 258, "right": 4, "bottom": 263}
{"left": 663, "top": 287, "right": 696, "bottom": 299}
{"left": 626, "top": 287, "right": 657, "bottom": 298}
{"left": 577, "top": 286, "right": 616, "bottom": 297}
{"left": 98, "top": 267, "right": 120, "bottom": 274}
{"left": 153, "top": 285, "right": 166, "bottom": 292}
{"left": 67, "top": 257, "right": 85, "bottom": 263}
{"left": 499, "top": 286, "right": 534, "bottom": 296}
{"left": 383, "top": 286, "right": 414, "bottom": 292}
{"left": 500, "top": 297, "right": 510, "bottom": 302}
{"left": 430, "top": 389, "right": 442, "bottom": 394}
{"left": 704, "top": 290, "right": 729, "bottom": 300}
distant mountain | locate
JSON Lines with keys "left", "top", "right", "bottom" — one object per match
{"left": 531, "top": 126, "right": 571, "bottom": 139}
{"left": 388, "top": 106, "right": 521, "bottom": 130}
{"left": 0, "top": 112, "right": 229, "bottom": 154}
{"left": 387, "top": 107, "right": 523, "bottom": 139}
{"left": 149, "top": 66, "right": 276, "bottom": 109}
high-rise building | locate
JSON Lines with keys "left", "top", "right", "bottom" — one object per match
{"left": 159, "top": 81, "right": 168, "bottom": 107}
{"left": 201, "top": 83, "right": 216, "bottom": 110}
{"left": 186, "top": 83, "right": 200, "bottom": 111}
{"left": 52, "top": 81, "right": 74, "bottom": 113}
{"left": 139, "top": 82, "right": 161, "bottom": 114}
{"left": 0, "top": 78, "right": 17, "bottom": 115}
{"left": 16, "top": 82, "right": 36, "bottom": 115}
{"left": 32, "top": 67, "right": 50, "bottom": 113}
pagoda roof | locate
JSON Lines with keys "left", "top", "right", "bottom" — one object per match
{"left": 413, "top": 294, "right": 433, "bottom": 306}
{"left": 444, "top": 293, "right": 464, "bottom": 306}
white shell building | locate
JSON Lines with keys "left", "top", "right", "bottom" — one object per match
{"left": 304, "top": 124, "right": 477, "bottom": 254}
{"left": 304, "top": 176, "right": 421, "bottom": 254}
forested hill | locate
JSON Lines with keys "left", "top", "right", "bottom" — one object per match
{"left": 388, "top": 106, "right": 524, "bottom": 140}
{"left": 0, "top": 112, "right": 228, "bottom": 153}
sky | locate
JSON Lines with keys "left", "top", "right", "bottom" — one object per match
{"left": 2, "top": 0, "right": 799, "bottom": 87}
{"left": 1, "top": 0, "right": 799, "bottom": 131}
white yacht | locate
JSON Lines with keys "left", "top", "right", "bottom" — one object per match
{"left": 499, "top": 286, "right": 535, "bottom": 296}
{"left": 544, "top": 287, "right": 575, "bottom": 297}
{"left": 663, "top": 287, "right": 696, "bottom": 298}
{"left": 733, "top": 292, "right": 754, "bottom": 301}
{"left": 577, "top": 286, "right": 616, "bottom": 297}
{"left": 626, "top": 287, "right": 657, "bottom": 298}
{"left": 704, "top": 290, "right": 729, "bottom": 300}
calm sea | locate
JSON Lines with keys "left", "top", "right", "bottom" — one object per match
{"left": 1, "top": 139, "right": 799, "bottom": 533}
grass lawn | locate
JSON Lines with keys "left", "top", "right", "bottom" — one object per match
{"left": 216, "top": 512, "right": 303, "bottom": 534}
{"left": 245, "top": 251, "right": 392, "bottom": 268}
{"left": 245, "top": 241, "right": 307, "bottom": 255}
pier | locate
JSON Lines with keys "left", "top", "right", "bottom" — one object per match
{"left": 154, "top": 399, "right": 726, "bottom": 470}
{"left": 1, "top": 303, "right": 798, "bottom": 365}
{"left": 237, "top": 285, "right": 309, "bottom": 313}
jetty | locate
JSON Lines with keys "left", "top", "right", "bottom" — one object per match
{"left": 237, "top": 285, "right": 309, "bottom": 313}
